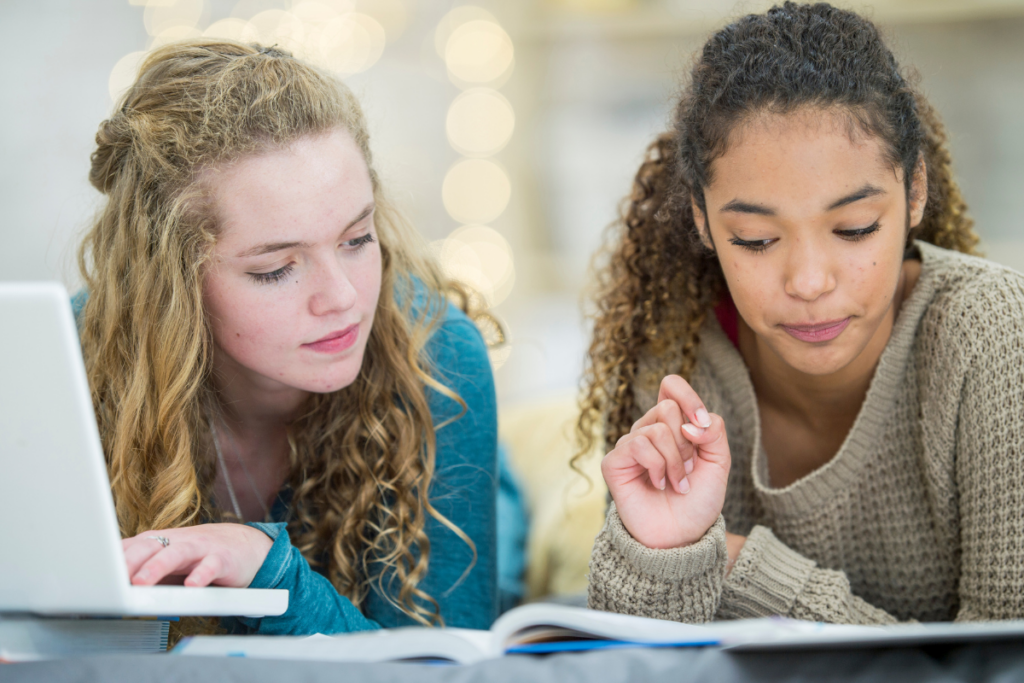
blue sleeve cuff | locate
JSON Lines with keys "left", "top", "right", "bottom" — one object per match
{"left": 245, "top": 522, "right": 291, "bottom": 589}
{"left": 233, "top": 521, "right": 380, "bottom": 635}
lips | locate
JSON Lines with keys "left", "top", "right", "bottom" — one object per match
{"left": 780, "top": 317, "right": 851, "bottom": 343}
{"left": 302, "top": 324, "right": 360, "bottom": 354}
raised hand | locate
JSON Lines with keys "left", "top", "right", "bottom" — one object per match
{"left": 122, "top": 523, "right": 274, "bottom": 588}
{"left": 601, "top": 375, "right": 731, "bottom": 550}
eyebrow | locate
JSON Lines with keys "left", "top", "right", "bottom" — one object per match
{"left": 825, "top": 184, "right": 886, "bottom": 210}
{"left": 235, "top": 202, "right": 376, "bottom": 258}
{"left": 718, "top": 184, "right": 887, "bottom": 217}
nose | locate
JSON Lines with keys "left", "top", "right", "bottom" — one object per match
{"left": 308, "top": 257, "right": 358, "bottom": 317}
{"left": 783, "top": 237, "right": 836, "bottom": 302}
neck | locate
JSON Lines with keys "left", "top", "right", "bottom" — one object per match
{"left": 209, "top": 345, "right": 309, "bottom": 436}
{"left": 208, "top": 346, "right": 298, "bottom": 520}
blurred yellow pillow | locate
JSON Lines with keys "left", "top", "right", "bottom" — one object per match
{"left": 499, "top": 394, "right": 607, "bottom": 601}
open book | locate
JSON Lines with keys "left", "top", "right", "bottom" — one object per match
{"left": 176, "top": 603, "right": 719, "bottom": 664}
{"left": 175, "top": 603, "right": 1024, "bottom": 665}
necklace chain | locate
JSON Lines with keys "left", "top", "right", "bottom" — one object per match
{"left": 209, "top": 414, "right": 272, "bottom": 523}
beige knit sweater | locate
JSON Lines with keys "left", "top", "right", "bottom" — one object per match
{"left": 588, "top": 241, "right": 1024, "bottom": 624}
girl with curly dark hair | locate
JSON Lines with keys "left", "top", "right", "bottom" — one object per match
{"left": 581, "top": 2, "right": 1024, "bottom": 623}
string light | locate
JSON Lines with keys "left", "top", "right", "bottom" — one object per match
{"left": 433, "top": 7, "right": 516, "bottom": 367}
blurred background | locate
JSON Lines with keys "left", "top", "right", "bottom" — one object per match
{"left": 3, "top": 0, "right": 1024, "bottom": 406}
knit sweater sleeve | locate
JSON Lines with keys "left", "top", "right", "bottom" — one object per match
{"left": 949, "top": 268, "right": 1024, "bottom": 621}
{"left": 716, "top": 525, "right": 897, "bottom": 624}
{"left": 587, "top": 503, "right": 727, "bottom": 623}
{"left": 587, "top": 506, "right": 898, "bottom": 625}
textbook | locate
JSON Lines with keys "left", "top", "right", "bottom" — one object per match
{"left": 0, "top": 615, "right": 170, "bottom": 661}
{"left": 175, "top": 603, "right": 721, "bottom": 664}
{"left": 175, "top": 604, "right": 1024, "bottom": 664}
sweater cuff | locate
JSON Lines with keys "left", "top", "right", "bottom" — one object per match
{"left": 605, "top": 503, "right": 727, "bottom": 581}
{"left": 245, "top": 522, "right": 293, "bottom": 590}
{"left": 719, "top": 524, "right": 816, "bottom": 619}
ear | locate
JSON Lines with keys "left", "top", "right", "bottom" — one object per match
{"left": 690, "top": 196, "right": 715, "bottom": 251}
{"left": 908, "top": 153, "right": 928, "bottom": 229}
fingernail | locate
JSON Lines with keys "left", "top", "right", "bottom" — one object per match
{"left": 696, "top": 408, "right": 712, "bottom": 428}
{"left": 685, "top": 458, "right": 694, "bottom": 475}
{"left": 137, "top": 569, "right": 149, "bottom": 580}
{"left": 678, "top": 477, "right": 690, "bottom": 494}
{"left": 682, "top": 423, "right": 702, "bottom": 438}
{"left": 657, "top": 477, "right": 666, "bottom": 490}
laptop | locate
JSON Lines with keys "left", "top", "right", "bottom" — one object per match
{"left": 0, "top": 282, "right": 287, "bottom": 617}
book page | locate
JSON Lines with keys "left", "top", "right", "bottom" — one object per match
{"left": 176, "top": 627, "right": 495, "bottom": 664}
{"left": 492, "top": 603, "right": 721, "bottom": 650}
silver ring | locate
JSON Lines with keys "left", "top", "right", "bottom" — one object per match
{"left": 147, "top": 535, "right": 170, "bottom": 548}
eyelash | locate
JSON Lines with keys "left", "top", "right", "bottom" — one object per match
{"left": 247, "top": 233, "right": 376, "bottom": 285}
{"left": 729, "top": 221, "right": 881, "bottom": 254}
{"left": 249, "top": 264, "right": 293, "bottom": 285}
{"left": 836, "top": 221, "right": 880, "bottom": 241}
{"left": 346, "top": 233, "right": 376, "bottom": 251}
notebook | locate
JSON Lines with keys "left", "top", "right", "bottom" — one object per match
{"left": 0, "top": 282, "right": 287, "bottom": 618}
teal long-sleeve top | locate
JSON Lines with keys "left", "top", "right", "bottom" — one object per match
{"left": 72, "top": 291, "right": 499, "bottom": 634}
{"left": 236, "top": 298, "right": 499, "bottom": 634}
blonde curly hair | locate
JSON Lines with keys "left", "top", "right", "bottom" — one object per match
{"left": 78, "top": 39, "right": 476, "bottom": 635}
{"left": 577, "top": 2, "right": 980, "bottom": 463}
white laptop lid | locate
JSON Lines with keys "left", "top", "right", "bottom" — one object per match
{"left": 0, "top": 283, "right": 286, "bottom": 617}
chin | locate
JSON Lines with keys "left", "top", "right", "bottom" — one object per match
{"left": 285, "top": 361, "right": 363, "bottom": 394}
{"left": 309, "top": 372, "right": 361, "bottom": 394}
{"left": 774, "top": 338, "right": 859, "bottom": 376}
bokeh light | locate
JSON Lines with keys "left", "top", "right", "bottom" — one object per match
{"left": 433, "top": 225, "right": 516, "bottom": 307}
{"left": 137, "top": 1, "right": 389, "bottom": 77}
{"left": 434, "top": 5, "right": 497, "bottom": 58}
{"left": 143, "top": 0, "right": 206, "bottom": 36}
{"left": 108, "top": 51, "right": 147, "bottom": 103}
{"left": 446, "top": 88, "right": 515, "bottom": 157}
{"left": 231, "top": 0, "right": 306, "bottom": 20}
{"left": 202, "top": 17, "right": 255, "bottom": 41}
{"left": 247, "top": 9, "right": 306, "bottom": 54}
{"left": 442, "top": 159, "right": 512, "bottom": 225}
{"left": 150, "top": 25, "right": 202, "bottom": 49}
{"left": 355, "top": 0, "right": 408, "bottom": 43}
{"left": 318, "top": 13, "right": 386, "bottom": 74}
{"left": 291, "top": 0, "right": 342, "bottom": 25}
{"left": 444, "top": 19, "right": 514, "bottom": 85}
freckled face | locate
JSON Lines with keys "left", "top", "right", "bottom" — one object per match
{"left": 695, "top": 108, "right": 926, "bottom": 376}
{"left": 202, "top": 128, "right": 382, "bottom": 394}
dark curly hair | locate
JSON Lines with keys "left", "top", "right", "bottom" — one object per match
{"left": 577, "top": 2, "right": 979, "bottom": 461}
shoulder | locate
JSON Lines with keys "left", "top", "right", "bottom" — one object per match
{"left": 916, "top": 242, "right": 1024, "bottom": 364}
{"left": 403, "top": 276, "right": 488, "bottom": 363}
{"left": 417, "top": 296, "right": 491, "bottom": 380}
{"left": 403, "top": 279, "right": 495, "bottom": 426}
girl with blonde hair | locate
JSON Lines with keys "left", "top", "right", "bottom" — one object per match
{"left": 75, "top": 39, "right": 498, "bottom": 636}
{"left": 581, "top": 2, "right": 1024, "bottom": 623}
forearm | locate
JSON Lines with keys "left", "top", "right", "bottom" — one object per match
{"left": 234, "top": 523, "right": 380, "bottom": 635}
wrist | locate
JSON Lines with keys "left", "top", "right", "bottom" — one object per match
{"left": 724, "top": 531, "right": 746, "bottom": 575}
